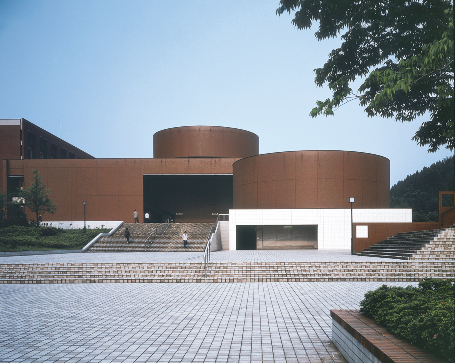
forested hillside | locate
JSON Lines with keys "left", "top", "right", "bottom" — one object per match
{"left": 390, "top": 156, "right": 454, "bottom": 222}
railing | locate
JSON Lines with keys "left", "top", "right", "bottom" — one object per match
{"left": 82, "top": 221, "right": 124, "bottom": 252}
{"left": 218, "top": 214, "right": 229, "bottom": 221}
{"left": 144, "top": 218, "right": 170, "bottom": 251}
{"left": 203, "top": 237, "right": 211, "bottom": 274}
{"left": 203, "top": 217, "right": 221, "bottom": 274}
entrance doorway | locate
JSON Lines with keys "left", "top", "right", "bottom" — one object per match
{"left": 236, "top": 226, "right": 257, "bottom": 250}
{"left": 143, "top": 174, "right": 233, "bottom": 223}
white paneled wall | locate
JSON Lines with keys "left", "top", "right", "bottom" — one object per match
{"left": 229, "top": 209, "right": 412, "bottom": 250}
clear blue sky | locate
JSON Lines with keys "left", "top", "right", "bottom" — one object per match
{"left": 1, "top": 0, "right": 452, "bottom": 186}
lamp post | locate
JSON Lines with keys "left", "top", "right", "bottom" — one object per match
{"left": 349, "top": 197, "right": 355, "bottom": 254}
{"left": 83, "top": 202, "right": 86, "bottom": 233}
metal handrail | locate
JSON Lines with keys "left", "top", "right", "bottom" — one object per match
{"left": 82, "top": 221, "right": 124, "bottom": 252}
{"left": 203, "top": 217, "right": 220, "bottom": 273}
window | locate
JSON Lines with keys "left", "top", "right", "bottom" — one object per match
{"left": 27, "top": 131, "right": 36, "bottom": 159}
{"left": 356, "top": 225, "right": 369, "bottom": 238}
{"left": 50, "top": 143, "right": 57, "bottom": 159}
{"left": 39, "top": 137, "right": 47, "bottom": 159}
{"left": 60, "top": 148, "right": 67, "bottom": 159}
{"left": 69, "top": 152, "right": 75, "bottom": 159}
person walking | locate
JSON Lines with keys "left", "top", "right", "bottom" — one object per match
{"left": 182, "top": 231, "right": 188, "bottom": 248}
{"left": 124, "top": 227, "right": 130, "bottom": 244}
{"left": 133, "top": 209, "right": 139, "bottom": 223}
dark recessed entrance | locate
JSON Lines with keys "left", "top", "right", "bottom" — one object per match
{"left": 236, "top": 226, "right": 257, "bottom": 250}
{"left": 143, "top": 175, "right": 233, "bottom": 223}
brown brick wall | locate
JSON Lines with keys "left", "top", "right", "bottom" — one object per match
{"left": 353, "top": 222, "right": 439, "bottom": 252}
{"left": 7, "top": 158, "right": 236, "bottom": 223}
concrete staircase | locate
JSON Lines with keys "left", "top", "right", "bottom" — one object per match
{"left": 1, "top": 260, "right": 454, "bottom": 284}
{"left": 87, "top": 223, "right": 213, "bottom": 253}
{"left": 411, "top": 228, "right": 455, "bottom": 260}
{"left": 357, "top": 229, "right": 443, "bottom": 260}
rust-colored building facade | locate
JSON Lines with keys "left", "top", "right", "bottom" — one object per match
{"left": 1, "top": 122, "right": 258, "bottom": 223}
{"left": 4, "top": 119, "right": 449, "bottom": 251}
{"left": 1, "top": 121, "right": 391, "bottom": 224}
{"left": 1, "top": 119, "right": 94, "bottom": 200}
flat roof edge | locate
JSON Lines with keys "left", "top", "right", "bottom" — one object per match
{"left": 0, "top": 119, "right": 21, "bottom": 126}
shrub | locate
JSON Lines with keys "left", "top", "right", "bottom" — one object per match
{"left": 40, "top": 227, "right": 60, "bottom": 236}
{"left": 360, "top": 279, "right": 455, "bottom": 363}
{"left": 0, "top": 226, "right": 110, "bottom": 252}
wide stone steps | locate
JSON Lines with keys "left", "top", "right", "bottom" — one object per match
{"left": 1, "top": 261, "right": 454, "bottom": 284}
{"left": 411, "top": 228, "right": 455, "bottom": 260}
{"left": 88, "top": 223, "right": 213, "bottom": 252}
{"left": 358, "top": 229, "right": 444, "bottom": 260}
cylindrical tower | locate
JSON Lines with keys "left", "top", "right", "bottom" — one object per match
{"left": 233, "top": 150, "right": 390, "bottom": 209}
{"left": 153, "top": 126, "right": 259, "bottom": 159}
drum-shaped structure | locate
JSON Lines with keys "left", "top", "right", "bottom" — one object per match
{"left": 233, "top": 150, "right": 390, "bottom": 209}
{"left": 153, "top": 126, "right": 259, "bottom": 159}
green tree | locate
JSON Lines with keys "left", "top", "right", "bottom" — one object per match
{"left": 277, "top": 0, "right": 454, "bottom": 152}
{"left": 21, "top": 170, "right": 56, "bottom": 226}
{"left": 390, "top": 156, "right": 454, "bottom": 221}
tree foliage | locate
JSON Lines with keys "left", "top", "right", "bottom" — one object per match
{"left": 277, "top": 0, "right": 454, "bottom": 152}
{"left": 21, "top": 170, "right": 56, "bottom": 226}
{"left": 390, "top": 156, "right": 454, "bottom": 221}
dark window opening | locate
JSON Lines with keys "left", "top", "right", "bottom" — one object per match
{"left": 27, "top": 131, "right": 36, "bottom": 159}
{"left": 39, "top": 137, "right": 47, "bottom": 159}
{"left": 50, "top": 143, "right": 57, "bottom": 159}
{"left": 7, "top": 175, "right": 24, "bottom": 194}
{"left": 60, "top": 148, "right": 67, "bottom": 159}
{"left": 69, "top": 152, "right": 75, "bottom": 159}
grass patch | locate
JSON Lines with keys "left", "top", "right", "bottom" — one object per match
{"left": 360, "top": 278, "right": 454, "bottom": 363}
{"left": 0, "top": 226, "right": 111, "bottom": 252}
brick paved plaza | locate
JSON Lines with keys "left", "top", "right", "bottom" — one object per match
{"left": 1, "top": 251, "right": 419, "bottom": 362}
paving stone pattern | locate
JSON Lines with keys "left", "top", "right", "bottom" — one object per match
{"left": 1, "top": 250, "right": 450, "bottom": 362}
{"left": 0, "top": 281, "right": 418, "bottom": 363}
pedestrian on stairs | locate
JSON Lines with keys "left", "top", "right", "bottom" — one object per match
{"left": 124, "top": 227, "right": 130, "bottom": 244}
{"left": 182, "top": 231, "right": 188, "bottom": 248}
{"left": 133, "top": 209, "right": 139, "bottom": 223}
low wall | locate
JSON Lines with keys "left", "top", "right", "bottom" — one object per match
{"left": 331, "top": 310, "right": 444, "bottom": 363}
{"left": 353, "top": 222, "right": 439, "bottom": 252}
{"left": 40, "top": 221, "right": 123, "bottom": 230}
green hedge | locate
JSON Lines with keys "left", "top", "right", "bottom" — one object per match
{"left": 360, "top": 279, "right": 454, "bottom": 362}
{"left": 0, "top": 226, "right": 110, "bottom": 251}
